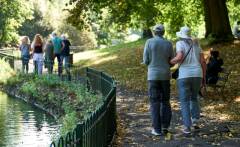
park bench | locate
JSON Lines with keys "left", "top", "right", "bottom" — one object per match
{"left": 206, "top": 68, "right": 231, "bottom": 98}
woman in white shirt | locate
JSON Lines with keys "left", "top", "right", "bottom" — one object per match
{"left": 170, "top": 26, "right": 206, "bottom": 135}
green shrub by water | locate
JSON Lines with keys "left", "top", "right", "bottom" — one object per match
{"left": 0, "top": 59, "right": 15, "bottom": 84}
{"left": 5, "top": 73, "right": 103, "bottom": 136}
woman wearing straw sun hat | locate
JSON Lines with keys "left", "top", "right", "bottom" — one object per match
{"left": 170, "top": 26, "right": 206, "bottom": 136}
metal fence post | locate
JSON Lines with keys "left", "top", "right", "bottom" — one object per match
{"left": 76, "top": 123, "right": 83, "bottom": 147}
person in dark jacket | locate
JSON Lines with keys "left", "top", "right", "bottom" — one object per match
{"left": 206, "top": 50, "right": 223, "bottom": 84}
{"left": 61, "top": 34, "right": 71, "bottom": 80}
{"left": 44, "top": 40, "right": 54, "bottom": 74}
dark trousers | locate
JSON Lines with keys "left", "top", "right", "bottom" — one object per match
{"left": 61, "top": 55, "right": 71, "bottom": 81}
{"left": 54, "top": 53, "right": 62, "bottom": 76}
{"left": 148, "top": 80, "right": 172, "bottom": 133}
{"left": 22, "top": 59, "right": 29, "bottom": 73}
{"left": 45, "top": 60, "right": 53, "bottom": 74}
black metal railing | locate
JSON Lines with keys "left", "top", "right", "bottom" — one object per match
{"left": 0, "top": 48, "right": 15, "bottom": 68}
{"left": 50, "top": 68, "right": 117, "bottom": 147}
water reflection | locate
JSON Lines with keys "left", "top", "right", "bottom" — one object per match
{"left": 0, "top": 91, "right": 59, "bottom": 147}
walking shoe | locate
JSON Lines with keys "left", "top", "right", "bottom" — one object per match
{"left": 182, "top": 126, "right": 191, "bottom": 135}
{"left": 151, "top": 129, "right": 162, "bottom": 136}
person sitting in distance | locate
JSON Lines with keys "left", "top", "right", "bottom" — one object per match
{"left": 206, "top": 50, "right": 223, "bottom": 84}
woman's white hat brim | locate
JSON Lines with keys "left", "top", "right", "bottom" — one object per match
{"left": 176, "top": 31, "right": 191, "bottom": 39}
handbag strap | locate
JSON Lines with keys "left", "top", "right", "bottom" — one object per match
{"left": 178, "top": 40, "right": 193, "bottom": 67}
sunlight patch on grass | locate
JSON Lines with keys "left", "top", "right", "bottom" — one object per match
{"left": 235, "top": 96, "right": 240, "bottom": 103}
{"left": 92, "top": 55, "right": 118, "bottom": 65}
{"left": 219, "top": 114, "right": 231, "bottom": 121}
{"left": 73, "top": 50, "right": 110, "bottom": 62}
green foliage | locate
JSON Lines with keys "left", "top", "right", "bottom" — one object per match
{"left": 5, "top": 73, "right": 103, "bottom": 136}
{"left": 60, "top": 111, "right": 78, "bottom": 135}
{"left": 58, "top": 23, "right": 97, "bottom": 48}
{"left": 35, "top": 74, "right": 61, "bottom": 88}
{"left": 66, "top": 0, "right": 204, "bottom": 40}
{"left": 227, "top": 0, "right": 240, "bottom": 26}
{"left": 0, "top": 0, "right": 32, "bottom": 45}
{"left": 17, "top": 0, "right": 97, "bottom": 48}
{"left": 66, "top": 0, "right": 240, "bottom": 42}
{"left": 18, "top": 8, "right": 54, "bottom": 40}
{"left": 20, "top": 82, "right": 38, "bottom": 97}
{"left": 48, "top": 92, "right": 55, "bottom": 102}
{"left": 0, "top": 59, "right": 15, "bottom": 84}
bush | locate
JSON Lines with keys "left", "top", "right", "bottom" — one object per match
{"left": 0, "top": 59, "right": 15, "bottom": 84}
{"left": 5, "top": 73, "right": 104, "bottom": 136}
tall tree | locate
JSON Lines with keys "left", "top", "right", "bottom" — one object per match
{"left": 66, "top": 0, "right": 237, "bottom": 42}
{"left": 0, "top": 0, "right": 31, "bottom": 45}
{"left": 66, "top": 0, "right": 162, "bottom": 38}
{"left": 19, "top": 9, "right": 53, "bottom": 40}
{"left": 203, "top": 0, "right": 233, "bottom": 41}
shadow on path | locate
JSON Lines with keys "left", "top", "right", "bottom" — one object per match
{"left": 117, "top": 86, "right": 240, "bottom": 147}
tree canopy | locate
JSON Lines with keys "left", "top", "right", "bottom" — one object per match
{"left": 66, "top": 0, "right": 240, "bottom": 41}
{"left": 1, "top": 0, "right": 240, "bottom": 46}
{"left": 0, "top": 0, "right": 31, "bottom": 45}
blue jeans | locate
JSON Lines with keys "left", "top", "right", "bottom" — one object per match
{"left": 34, "top": 60, "right": 43, "bottom": 75}
{"left": 54, "top": 53, "right": 62, "bottom": 76}
{"left": 177, "top": 77, "right": 202, "bottom": 128}
{"left": 61, "top": 56, "right": 71, "bottom": 80}
{"left": 21, "top": 55, "right": 29, "bottom": 73}
{"left": 148, "top": 80, "right": 172, "bottom": 133}
{"left": 61, "top": 56, "right": 70, "bottom": 69}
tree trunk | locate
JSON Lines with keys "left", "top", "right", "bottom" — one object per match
{"left": 142, "top": 29, "right": 153, "bottom": 38}
{"left": 203, "top": 0, "right": 233, "bottom": 42}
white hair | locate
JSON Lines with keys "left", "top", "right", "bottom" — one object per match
{"left": 61, "top": 34, "right": 66, "bottom": 40}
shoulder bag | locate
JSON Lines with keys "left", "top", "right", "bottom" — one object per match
{"left": 172, "top": 42, "right": 193, "bottom": 79}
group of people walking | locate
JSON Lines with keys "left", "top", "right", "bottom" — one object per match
{"left": 143, "top": 24, "right": 207, "bottom": 136}
{"left": 19, "top": 32, "right": 71, "bottom": 80}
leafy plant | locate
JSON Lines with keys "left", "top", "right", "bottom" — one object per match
{"left": 60, "top": 111, "right": 78, "bottom": 136}
{"left": 0, "top": 59, "right": 15, "bottom": 84}
{"left": 20, "top": 82, "right": 38, "bottom": 97}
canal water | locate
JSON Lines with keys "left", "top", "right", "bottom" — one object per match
{"left": 0, "top": 91, "right": 59, "bottom": 147}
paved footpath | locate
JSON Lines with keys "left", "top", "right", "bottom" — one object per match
{"left": 117, "top": 86, "right": 240, "bottom": 147}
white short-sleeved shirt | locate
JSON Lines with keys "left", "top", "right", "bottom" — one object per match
{"left": 176, "top": 39, "right": 203, "bottom": 79}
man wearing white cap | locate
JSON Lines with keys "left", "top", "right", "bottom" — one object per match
{"left": 170, "top": 26, "right": 206, "bottom": 136}
{"left": 143, "top": 24, "right": 174, "bottom": 136}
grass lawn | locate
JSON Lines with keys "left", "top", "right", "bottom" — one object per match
{"left": 74, "top": 39, "right": 240, "bottom": 121}
{"left": 74, "top": 39, "right": 148, "bottom": 91}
